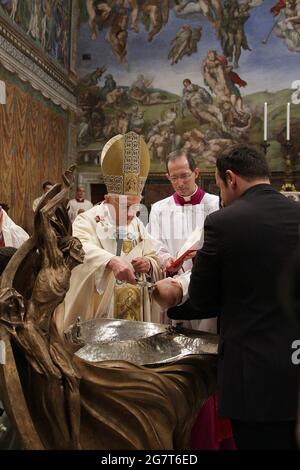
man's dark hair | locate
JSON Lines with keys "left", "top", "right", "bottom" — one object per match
{"left": 216, "top": 144, "right": 270, "bottom": 184}
{"left": 42, "top": 181, "right": 53, "bottom": 190}
{"left": 0, "top": 203, "right": 9, "bottom": 212}
{"left": 166, "top": 150, "right": 197, "bottom": 173}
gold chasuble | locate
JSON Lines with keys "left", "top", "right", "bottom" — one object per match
{"left": 59, "top": 133, "right": 163, "bottom": 332}
{"left": 114, "top": 237, "right": 142, "bottom": 321}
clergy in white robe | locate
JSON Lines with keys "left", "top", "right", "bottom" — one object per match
{"left": 149, "top": 151, "right": 235, "bottom": 450}
{"left": 32, "top": 181, "right": 53, "bottom": 212}
{"left": 0, "top": 207, "right": 29, "bottom": 248}
{"left": 61, "top": 132, "right": 163, "bottom": 332}
{"left": 67, "top": 186, "right": 93, "bottom": 223}
{"left": 147, "top": 150, "right": 219, "bottom": 331}
{"left": 148, "top": 189, "right": 219, "bottom": 270}
{"left": 62, "top": 201, "right": 163, "bottom": 330}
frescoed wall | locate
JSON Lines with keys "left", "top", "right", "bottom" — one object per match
{"left": 0, "top": 2, "right": 77, "bottom": 229}
{"left": 75, "top": 0, "right": 300, "bottom": 182}
{"left": 0, "top": 0, "right": 72, "bottom": 70}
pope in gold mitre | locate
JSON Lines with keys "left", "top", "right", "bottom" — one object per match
{"left": 101, "top": 131, "right": 150, "bottom": 196}
{"left": 60, "top": 132, "right": 163, "bottom": 333}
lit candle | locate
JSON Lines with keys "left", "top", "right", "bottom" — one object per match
{"left": 286, "top": 102, "right": 290, "bottom": 141}
{"left": 263, "top": 102, "right": 267, "bottom": 141}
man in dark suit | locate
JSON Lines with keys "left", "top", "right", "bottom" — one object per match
{"left": 156, "top": 144, "right": 300, "bottom": 449}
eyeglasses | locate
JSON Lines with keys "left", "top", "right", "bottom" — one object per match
{"left": 168, "top": 172, "right": 193, "bottom": 183}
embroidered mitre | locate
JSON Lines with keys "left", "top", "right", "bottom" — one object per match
{"left": 101, "top": 132, "right": 150, "bottom": 196}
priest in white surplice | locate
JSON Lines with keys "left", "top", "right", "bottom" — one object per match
{"left": 67, "top": 186, "right": 93, "bottom": 223}
{"left": 147, "top": 150, "right": 219, "bottom": 331}
{"left": 148, "top": 151, "right": 235, "bottom": 450}
{"left": 0, "top": 206, "right": 29, "bottom": 248}
{"left": 62, "top": 132, "right": 163, "bottom": 331}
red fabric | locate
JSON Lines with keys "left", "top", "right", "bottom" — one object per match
{"left": 228, "top": 70, "right": 247, "bottom": 88}
{"left": 217, "top": 54, "right": 247, "bottom": 87}
{"left": 173, "top": 187, "right": 205, "bottom": 206}
{"left": 214, "top": 395, "right": 234, "bottom": 442}
{"left": 270, "top": 0, "right": 286, "bottom": 16}
{"left": 190, "top": 394, "right": 236, "bottom": 450}
{"left": 217, "top": 54, "right": 228, "bottom": 66}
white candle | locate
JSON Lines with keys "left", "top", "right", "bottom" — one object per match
{"left": 263, "top": 102, "right": 267, "bottom": 141}
{"left": 286, "top": 102, "right": 290, "bottom": 141}
{"left": 0, "top": 80, "right": 6, "bottom": 105}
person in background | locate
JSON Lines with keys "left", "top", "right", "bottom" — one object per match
{"left": 59, "top": 132, "right": 163, "bottom": 334}
{"left": 279, "top": 244, "right": 300, "bottom": 449}
{"left": 0, "top": 203, "right": 9, "bottom": 213}
{"left": 0, "top": 246, "right": 19, "bottom": 450}
{"left": 160, "top": 143, "right": 300, "bottom": 449}
{"left": 0, "top": 206, "right": 29, "bottom": 248}
{"left": 67, "top": 186, "right": 93, "bottom": 224}
{"left": 147, "top": 149, "right": 234, "bottom": 450}
{"left": 147, "top": 150, "right": 219, "bottom": 318}
{"left": 32, "top": 181, "right": 53, "bottom": 212}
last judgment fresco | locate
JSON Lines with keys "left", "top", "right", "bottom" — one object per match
{"left": 0, "top": 0, "right": 71, "bottom": 69}
{"left": 76, "top": 0, "right": 300, "bottom": 173}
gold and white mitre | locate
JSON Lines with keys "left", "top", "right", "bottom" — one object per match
{"left": 101, "top": 132, "right": 150, "bottom": 196}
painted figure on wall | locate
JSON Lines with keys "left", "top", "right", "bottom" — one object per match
{"left": 270, "top": 0, "right": 300, "bottom": 51}
{"left": 0, "top": 0, "right": 71, "bottom": 69}
{"left": 168, "top": 24, "right": 202, "bottom": 64}
{"left": 202, "top": 50, "right": 250, "bottom": 130}
{"left": 219, "top": 0, "right": 252, "bottom": 68}
{"left": 76, "top": 0, "right": 300, "bottom": 174}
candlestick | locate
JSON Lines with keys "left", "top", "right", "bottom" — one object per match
{"left": 286, "top": 102, "right": 290, "bottom": 141}
{"left": 263, "top": 102, "right": 267, "bottom": 141}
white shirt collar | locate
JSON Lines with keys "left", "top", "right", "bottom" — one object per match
{"left": 181, "top": 186, "right": 198, "bottom": 202}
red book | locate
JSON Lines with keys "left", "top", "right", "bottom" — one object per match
{"left": 165, "top": 227, "right": 202, "bottom": 275}
{"left": 166, "top": 249, "right": 195, "bottom": 273}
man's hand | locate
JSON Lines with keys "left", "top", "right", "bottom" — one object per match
{"left": 131, "top": 257, "right": 151, "bottom": 274}
{"left": 152, "top": 278, "right": 183, "bottom": 309}
{"left": 165, "top": 256, "right": 179, "bottom": 274}
{"left": 185, "top": 250, "right": 197, "bottom": 260}
{"left": 77, "top": 209, "right": 85, "bottom": 215}
{"left": 165, "top": 250, "right": 197, "bottom": 274}
{"left": 107, "top": 257, "right": 136, "bottom": 284}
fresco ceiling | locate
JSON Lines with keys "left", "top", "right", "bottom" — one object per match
{"left": 75, "top": 0, "right": 300, "bottom": 173}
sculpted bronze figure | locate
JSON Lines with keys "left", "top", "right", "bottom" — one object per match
{"left": 0, "top": 167, "right": 217, "bottom": 450}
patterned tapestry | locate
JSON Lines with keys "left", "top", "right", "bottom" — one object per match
{"left": 0, "top": 0, "right": 71, "bottom": 70}
{"left": 76, "top": 0, "right": 300, "bottom": 174}
{"left": 0, "top": 67, "right": 67, "bottom": 232}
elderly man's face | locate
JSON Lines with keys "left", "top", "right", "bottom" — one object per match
{"left": 105, "top": 194, "right": 141, "bottom": 225}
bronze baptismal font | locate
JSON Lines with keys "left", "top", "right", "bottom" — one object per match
{"left": 0, "top": 167, "right": 217, "bottom": 450}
